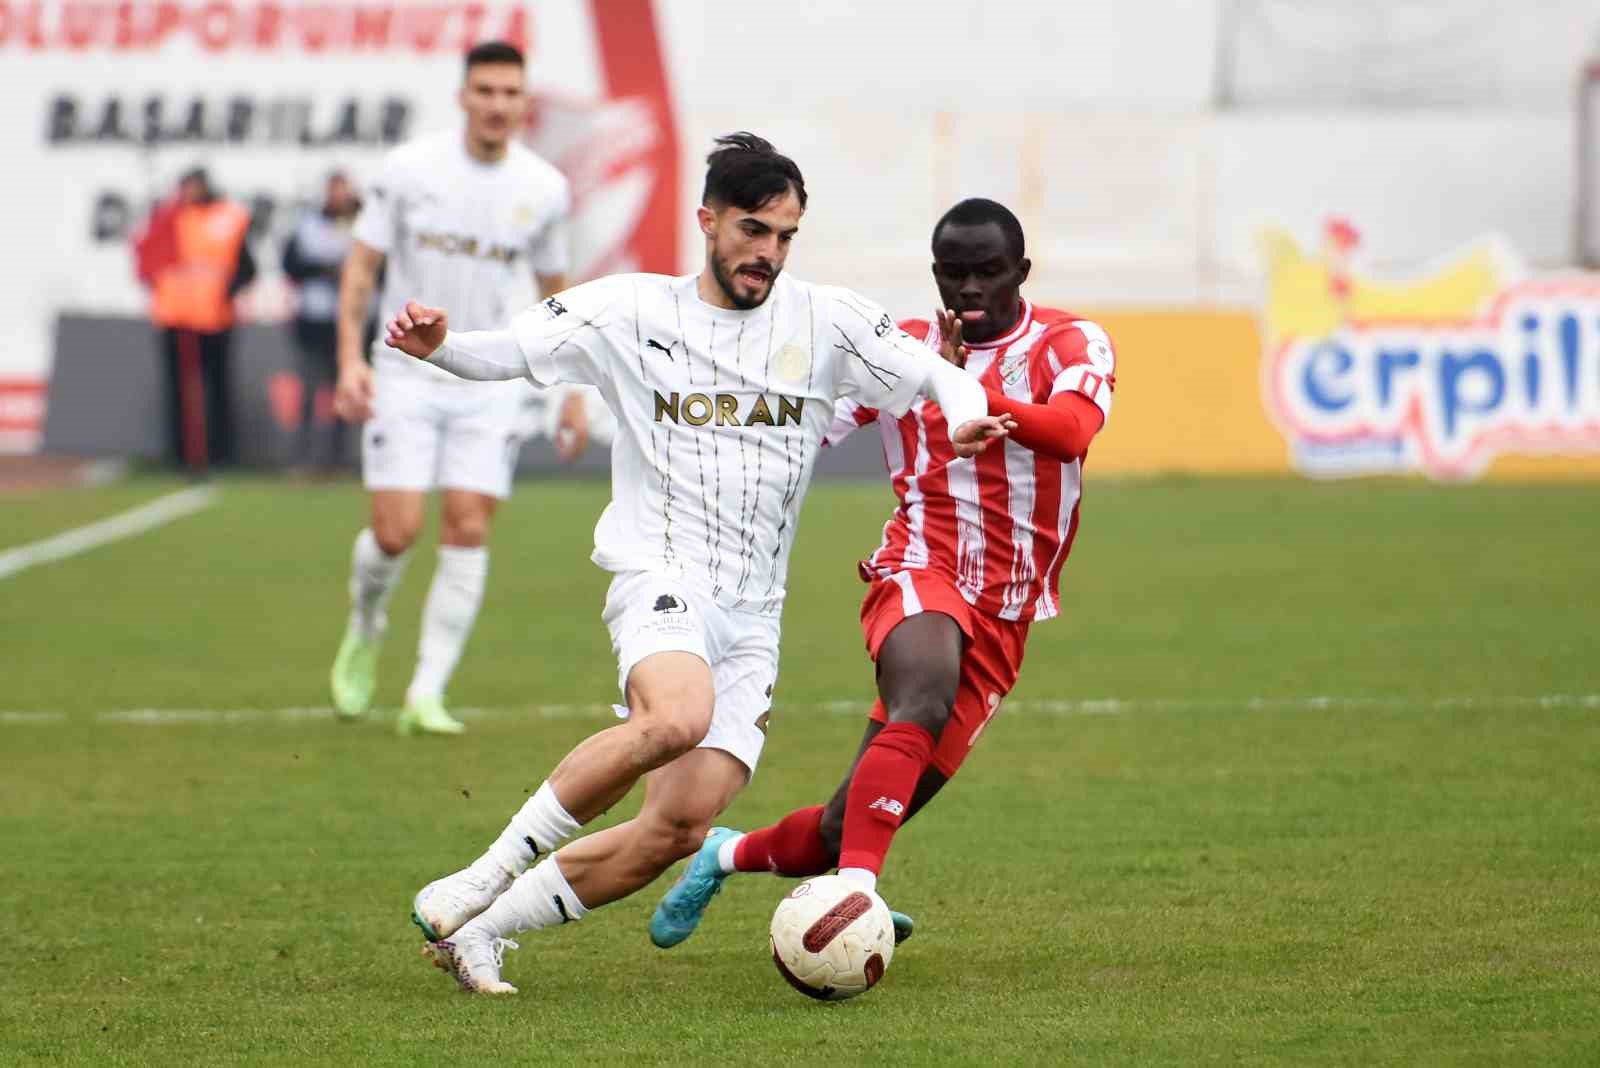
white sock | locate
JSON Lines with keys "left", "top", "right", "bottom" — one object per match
{"left": 716, "top": 835, "right": 744, "bottom": 874}
{"left": 481, "top": 782, "right": 583, "bottom": 878}
{"left": 838, "top": 867, "right": 877, "bottom": 892}
{"left": 466, "top": 856, "right": 589, "bottom": 938}
{"left": 406, "top": 545, "right": 488, "bottom": 703}
{"left": 349, "top": 528, "right": 408, "bottom": 640}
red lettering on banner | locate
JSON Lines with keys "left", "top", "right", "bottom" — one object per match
{"left": 149, "top": 2, "right": 182, "bottom": 47}
{"left": 113, "top": 0, "right": 137, "bottom": 46}
{"left": 0, "top": 2, "right": 536, "bottom": 52}
{"left": 24, "top": 2, "right": 49, "bottom": 50}
{"left": 349, "top": 3, "right": 390, "bottom": 49}
{"left": 500, "top": 4, "right": 526, "bottom": 51}
{"left": 253, "top": 0, "right": 281, "bottom": 46}
{"left": 195, "top": 0, "right": 235, "bottom": 52}
{"left": 457, "top": 2, "right": 483, "bottom": 49}
{"left": 61, "top": 2, "right": 96, "bottom": 50}
{"left": 401, "top": 4, "right": 447, "bottom": 52}
{"left": 298, "top": 4, "right": 337, "bottom": 51}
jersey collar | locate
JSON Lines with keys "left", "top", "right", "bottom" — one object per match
{"left": 964, "top": 299, "right": 1033, "bottom": 351}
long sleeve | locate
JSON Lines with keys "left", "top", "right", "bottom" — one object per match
{"left": 985, "top": 388, "right": 1105, "bottom": 462}
{"left": 922, "top": 354, "right": 987, "bottom": 433}
{"left": 430, "top": 279, "right": 618, "bottom": 386}
{"left": 831, "top": 288, "right": 984, "bottom": 429}
{"left": 430, "top": 329, "right": 532, "bottom": 382}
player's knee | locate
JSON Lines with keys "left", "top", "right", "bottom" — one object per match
{"left": 440, "top": 512, "right": 490, "bottom": 548}
{"left": 633, "top": 805, "right": 714, "bottom": 869}
{"left": 371, "top": 514, "right": 420, "bottom": 555}
{"left": 885, "top": 686, "right": 955, "bottom": 737}
{"left": 628, "top": 710, "right": 710, "bottom": 770}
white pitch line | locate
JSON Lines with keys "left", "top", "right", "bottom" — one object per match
{"left": 0, "top": 694, "right": 1596, "bottom": 727}
{"left": 0, "top": 485, "right": 217, "bottom": 581}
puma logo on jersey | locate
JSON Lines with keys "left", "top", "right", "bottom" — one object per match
{"left": 645, "top": 338, "right": 679, "bottom": 361}
{"left": 653, "top": 391, "right": 805, "bottom": 428}
{"left": 867, "top": 796, "right": 905, "bottom": 817}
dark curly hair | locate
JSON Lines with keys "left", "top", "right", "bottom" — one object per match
{"left": 702, "top": 132, "right": 807, "bottom": 213}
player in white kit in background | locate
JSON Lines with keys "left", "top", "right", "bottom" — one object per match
{"left": 383, "top": 133, "right": 1016, "bottom": 994}
{"left": 329, "top": 41, "right": 588, "bottom": 736}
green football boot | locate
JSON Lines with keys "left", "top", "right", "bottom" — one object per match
{"left": 330, "top": 621, "right": 382, "bottom": 720}
{"left": 396, "top": 696, "right": 466, "bottom": 737}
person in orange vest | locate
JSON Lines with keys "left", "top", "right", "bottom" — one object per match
{"left": 133, "top": 167, "right": 257, "bottom": 472}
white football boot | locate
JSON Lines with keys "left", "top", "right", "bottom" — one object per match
{"left": 411, "top": 865, "right": 512, "bottom": 942}
{"left": 423, "top": 927, "right": 519, "bottom": 995}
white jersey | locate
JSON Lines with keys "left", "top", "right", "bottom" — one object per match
{"left": 440, "top": 272, "right": 985, "bottom": 616}
{"left": 354, "top": 130, "right": 570, "bottom": 387}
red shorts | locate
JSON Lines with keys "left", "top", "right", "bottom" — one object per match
{"left": 859, "top": 570, "right": 1029, "bottom": 777}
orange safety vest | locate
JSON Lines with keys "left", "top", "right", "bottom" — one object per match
{"left": 151, "top": 200, "right": 251, "bottom": 333}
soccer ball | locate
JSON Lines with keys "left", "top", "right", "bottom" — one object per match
{"left": 769, "top": 875, "right": 896, "bottom": 1000}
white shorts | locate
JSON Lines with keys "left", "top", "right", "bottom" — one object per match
{"left": 602, "top": 570, "right": 781, "bottom": 776}
{"left": 361, "top": 368, "right": 531, "bottom": 500}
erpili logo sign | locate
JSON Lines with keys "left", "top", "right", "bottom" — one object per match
{"left": 1260, "top": 220, "right": 1600, "bottom": 479}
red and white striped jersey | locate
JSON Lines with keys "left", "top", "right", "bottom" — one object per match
{"left": 827, "top": 300, "right": 1116, "bottom": 622}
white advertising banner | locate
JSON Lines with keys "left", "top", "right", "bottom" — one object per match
{"left": 0, "top": 0, "right": 681, "bottom": 451}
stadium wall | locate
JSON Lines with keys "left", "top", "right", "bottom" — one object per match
{"left": 3, "top": 0, "right": 1598, "bottom": 478}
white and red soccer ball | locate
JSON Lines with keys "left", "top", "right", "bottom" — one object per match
{"left": 769, "top": 875, "right": 896, "bottom": 1000}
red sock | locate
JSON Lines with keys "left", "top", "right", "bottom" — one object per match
{"left": 837, "top": 722, "right": 935, "bottom": 875}
{"left": 733, "top": 804, "right": 833, "bottom": 876}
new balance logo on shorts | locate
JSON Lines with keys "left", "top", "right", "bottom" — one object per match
{"left": 867, "top": 796, "right": 905, "bottom": 818}
{"left": 653, "top": 594, "right": 686, "bottom": 614}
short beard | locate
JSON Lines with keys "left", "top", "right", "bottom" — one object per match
{"left": 712, "top": 253, "right": 773, "bottom": 310}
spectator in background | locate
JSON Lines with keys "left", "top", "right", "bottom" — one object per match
{"left": 282, "top": 172, "right": 361, "bottom": 474}
{"left": 133, "top": 167, "right": 256, "bottom": 473}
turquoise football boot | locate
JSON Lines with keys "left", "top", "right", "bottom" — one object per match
{"left": 650, "top": 826, "right": 741, "bottom": 948}
{"left": 890, "top": 909, "right": 915, "bottom": 945}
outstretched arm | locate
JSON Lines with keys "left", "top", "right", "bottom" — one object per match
{"left": 833, "top": 293, "right": 1011, "bottom": 458}
{"left": 381, "top": 301, "right": 531, "bottom": 382}
{"left": 984, "top": 389, "right": 1104, "bottom": 463}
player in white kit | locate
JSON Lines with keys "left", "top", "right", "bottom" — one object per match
{"left": 385, "top": 133, "right": 1015, "bottom": 994}
{"left": 329, "top": 41, "right": 586, "bottom": 736}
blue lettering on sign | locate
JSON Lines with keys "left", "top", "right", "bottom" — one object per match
{"left": 1376, "top": 347, "right": 1420, "bottom": 408}
{"left": 1302, "top": 342, "right": 1354, "bottom": 411}
{"left": 1559, "top": 312, "right": 1581, "bottom": 410}
{"left": 1268, "top": 283, "right": 1600, "bottom": 479}
{"left": 1439, "top": 349, "right": 1504, "bottom": 437}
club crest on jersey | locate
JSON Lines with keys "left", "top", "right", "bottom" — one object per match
{"left": 773, "top": 343, "right": 811, "bottom": 383}
{"left": 1000, "top": 353, "right": 1029, "bottom": 387}
{"left": 653, "top": 391, "right": 805, "bottom": 428}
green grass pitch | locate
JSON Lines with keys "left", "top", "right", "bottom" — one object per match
{"left": 2, "top": 474, "right": 1597, "bottom": 1064}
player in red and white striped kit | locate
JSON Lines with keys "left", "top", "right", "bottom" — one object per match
{"left": 650, "top": 198, "right": 1115, "bottom": 946}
